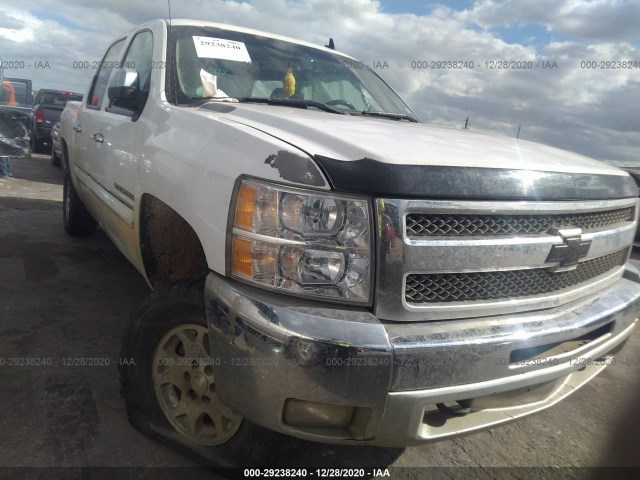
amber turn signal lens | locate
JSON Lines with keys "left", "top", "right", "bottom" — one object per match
{"left": 231, "top": 236, "right": 253, "bottom": 277}
{"left": 235, "top": 184, "right": 256, "bottom": 230}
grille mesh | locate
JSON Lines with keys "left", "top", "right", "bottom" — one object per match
{"left": 405, "top": 249, "right": 628, "bottom": 304}
{"left": 406, "top": 208, "right": 634, "bottom": 236}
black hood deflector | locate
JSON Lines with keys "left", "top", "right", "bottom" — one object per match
{"left": 315, "top": 156, "right": 638, "bottom": 200}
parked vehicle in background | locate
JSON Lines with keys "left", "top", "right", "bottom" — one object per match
{"left": 60, "top": 19, "right": 640, "bottom": 467}
{"left": 0, "top": 72, "right": 31, "bottom": 161}
{"left": 50, "top": 121, "right": 61, "bottom": 166}
{"left": 56, "top": 101, "right": 80, "bottom": 171}
{"left": 31, "top": 89, "right": 82, "bottom": 153}
{"left": 5, "top": 77, "right": 33, "bottom": 108}
{"left": 1, "top": 76, "right": 33, "bottom": 136}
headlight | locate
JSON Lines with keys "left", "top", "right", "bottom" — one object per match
{"left": 229, "top": 178, "right": 372, "bottom": 304}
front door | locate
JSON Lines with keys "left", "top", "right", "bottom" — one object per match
{"left": 87, "top": 30, "right": 154, "bottom": 264}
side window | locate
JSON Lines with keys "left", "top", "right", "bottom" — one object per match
{"left": 122, "top": 31, "right": 153, "bottom": 90}
{"left": 87, "top": 38, "right": 126, "bottom": 109}
{"left": 106, "top": 30, "right": 153, "bottom": 117}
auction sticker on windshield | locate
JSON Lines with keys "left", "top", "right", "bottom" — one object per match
{"left": 192, "top": 36, "right": 252, "bottom": 62}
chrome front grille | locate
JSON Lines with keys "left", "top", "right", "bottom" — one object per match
{"left": 375, "top": 198, "right": 638, "bottom": 321}
{"left": 405, "top": 248, "right": 628, "bottom": 304}
{"left": 406, "top": 208, "right": 634, "bottom": 237}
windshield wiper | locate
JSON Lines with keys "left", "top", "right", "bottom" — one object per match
{"left": 350, "top": 111, "right": 419, "bottom": 123}
{"left": 236, "top": 97, "right": 346, "bottom": 115}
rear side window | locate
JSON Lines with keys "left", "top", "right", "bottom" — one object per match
{"left": 87, "top": 38, "right": 126, "bottom": 109}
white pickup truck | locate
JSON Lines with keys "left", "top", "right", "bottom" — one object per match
{"left": 60, "top": 19, "right": 640, "bottom": 465}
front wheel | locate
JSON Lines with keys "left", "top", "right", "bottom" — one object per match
{"left": 120, "top": 280, "right": 284, "bottom": 467}
{"left": 63, "top": 172, "right": 97, "bottom": 236}
{"left": 152, "top": 321, "right": 242, "bottom": 446}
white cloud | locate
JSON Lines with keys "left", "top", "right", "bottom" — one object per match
{"left": 461, "top": 0, "right": 640, "bottom": 42}
{"left": 0, "top": 10, "right": 36, "bottom": 43}
{"left": 0, "top": 0, "right": 638, "bottom": 163}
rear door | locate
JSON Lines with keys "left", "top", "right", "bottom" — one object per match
{"left": 75, "top": 38, "right": 126, "bottom": 180}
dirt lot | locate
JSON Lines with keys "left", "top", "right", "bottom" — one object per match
{"left": 1, "top": 154, "right": 639, "bottom": 479}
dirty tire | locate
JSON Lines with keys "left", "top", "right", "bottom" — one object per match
{"left": 63, "top": 172, "right": 97, "bottom": 236}
{"left": 51, "top": 147, "right": 61, "bottom": 167}
{"left": 120, "top": 278, "right": 285, "bottom": 468}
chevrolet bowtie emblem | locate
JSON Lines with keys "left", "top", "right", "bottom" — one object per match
{"left": 546, "top": 227, "right": 591, "bottom": 271}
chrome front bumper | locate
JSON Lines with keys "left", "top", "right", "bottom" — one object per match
{"left": 205, "top": 267, "right": 640, "bottom": 447}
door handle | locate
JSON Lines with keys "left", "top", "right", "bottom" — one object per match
{"left": 72, "top": 125, "right": 82, "bottom": 133}
{"left": 91, "top": 133, "right": 104, "bottom": 143}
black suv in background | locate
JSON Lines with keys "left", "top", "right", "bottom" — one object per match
{"left": 31, "top": 89, "right": 82, "bottom": 153}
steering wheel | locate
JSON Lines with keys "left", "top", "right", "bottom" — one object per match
{"left": 325, "top": 99, "right": 356, "bottom": 110}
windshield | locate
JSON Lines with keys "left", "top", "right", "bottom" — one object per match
{"left": 167, "top": 25, "right": 417, "bottom": 119}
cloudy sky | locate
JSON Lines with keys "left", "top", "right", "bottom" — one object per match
{"left": 0, "top": 0, "right": 638, "bottom": 164}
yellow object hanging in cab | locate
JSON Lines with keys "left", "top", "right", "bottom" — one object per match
{"left": 282, "top": 67, "right": 295, "bottom": 98}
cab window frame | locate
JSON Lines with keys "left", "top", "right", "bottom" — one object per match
{"left": 106, "top": 29, "right": 154, "bottom": 119}
{"left": 86, "top": 36, "right": 127, "bottom": 111}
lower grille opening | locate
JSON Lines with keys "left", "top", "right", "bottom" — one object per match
{"left": 405, "top": 248, "right": 628, "bottom": 304}
{"left": 509, "top": 322, "right": 613, "bottom": 365}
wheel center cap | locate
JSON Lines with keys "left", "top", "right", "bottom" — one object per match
{"left": 191, "top": 372, "right": 208, "bottom": 394}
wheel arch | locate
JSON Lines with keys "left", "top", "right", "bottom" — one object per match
{"left": 138, "top": 194, "right": 209, "bottom": 290}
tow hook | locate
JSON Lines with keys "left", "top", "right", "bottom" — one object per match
{"left": 436, "top": 400, "right": 472, "bottom": 417}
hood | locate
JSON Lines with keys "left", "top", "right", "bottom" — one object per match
{"left": 200, "top": 102, "right": 624, "bottom": 177}
{"left": 197, "top": 102, "right": 636, "bottom": 200}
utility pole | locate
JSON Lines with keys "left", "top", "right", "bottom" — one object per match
{"left": 516, "top": 124, "right": 521, "bottom": 138}
{"left": 463, "top": 117, "right": 470, "bottom": 130}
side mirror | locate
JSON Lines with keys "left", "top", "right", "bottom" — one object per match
{"left": 107, "top": 68, "right": 140, "bottom": 109}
